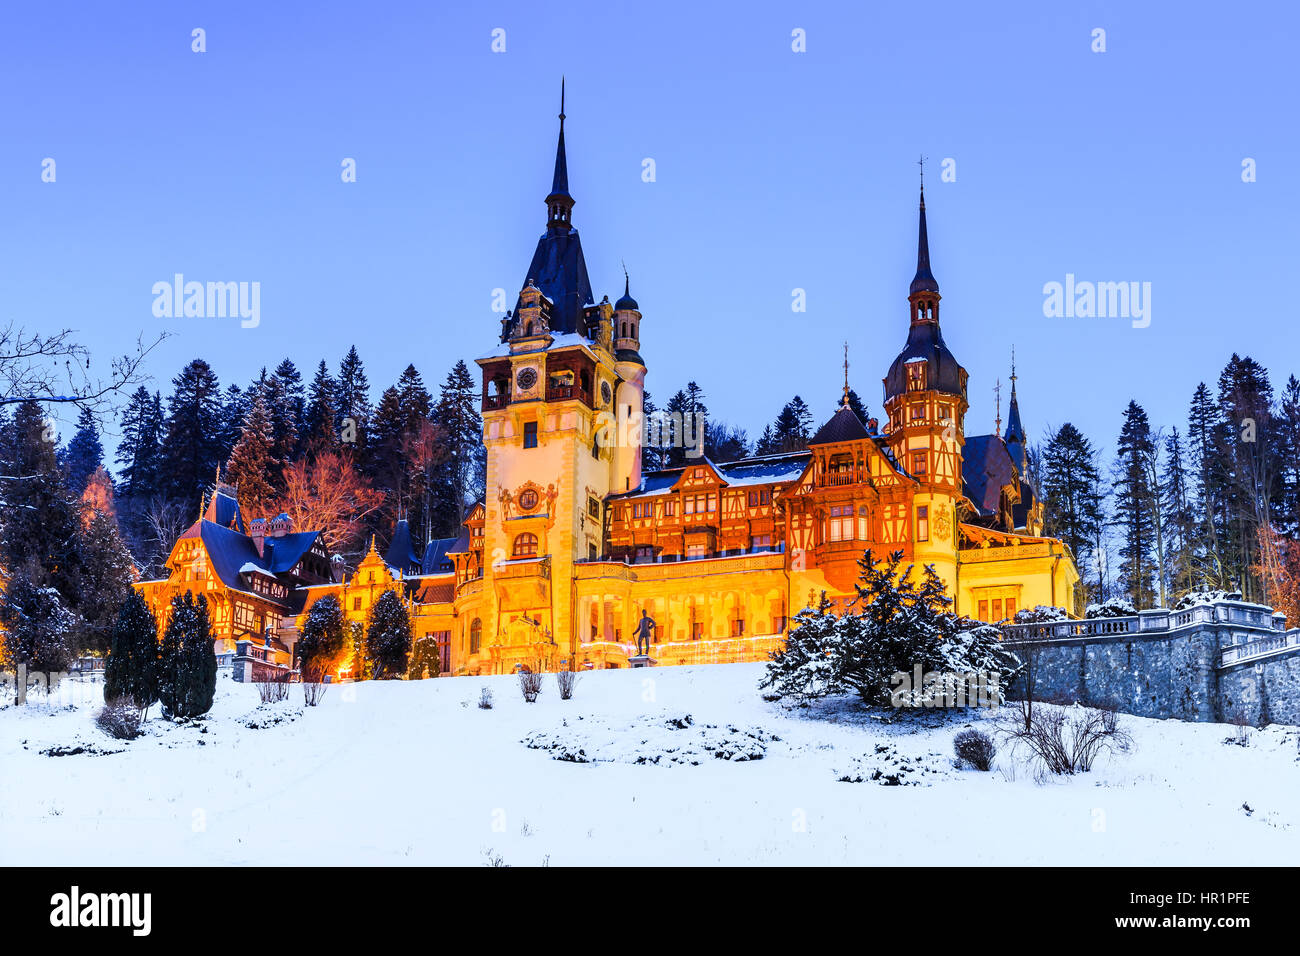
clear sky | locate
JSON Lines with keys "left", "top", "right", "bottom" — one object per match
{"left": 2, "top": 0, "right": 1296, "bottom": 460}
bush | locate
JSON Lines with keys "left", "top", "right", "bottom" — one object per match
{"left": 302, "top": 679, "right": 327, "bottom": 707}
{"left": 478, "top": 686, "right": 494, "bottom": 710}
{"left": 255, "top": 672, "right": 291, "bottom": 704}
{"left": 96, "top": 697, "right": 144, "bottom": 740}
{"left": 761, "top": 550, "right": 1023, "bottom": 708}
{"left": 953, "top": 728, "right": 996, "bottom": 770}
{"left": 406, "top": 636, "right": 441, "bottom": 680}
{"left": 1085, "top": 597, "right": 1138, "bottom": 619}
{"left": 1013, "top": 605, "right": 1068, "bottom": 624}
{"left": 556, "top": 666, "right": 576, "bottom": 700}
{"left": 997, "top": 703, "right": 1131, "bottom": 774}
{"left": 519, "top": 668, "right": 543, "bottom": 703}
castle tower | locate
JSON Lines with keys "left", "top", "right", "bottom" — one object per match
{"left": 473, "top": 85, "right": 627, "bottom": 672}
{"left": 882, "top": 182, "right": 969, "bottom": 587}
{"left": 1004, "top": 351, "right": 1027, "bottom": 474}
{"left": 612, "top": 270, "right": 646, "bottom": 493}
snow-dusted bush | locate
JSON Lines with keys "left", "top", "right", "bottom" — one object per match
{"left": 478, "top": 686, "right": 494, "bottom": 710}
{"left": 518, "top": 668, "right": 543, "bottom": 703}
{"left": 953, "top": 728, "right": 996, "bottom": 770}
{"left": 96, "top": 697, "right": 143, "bottom": 740}
{"left": 255, "top": 673, "right": 291, "bottom": 704}
{"left": 1173, "top": 589, "right": 1242, "bottom": 610}
{"left": 406, "top": 636, "right": 440, "bottom": 680}
{"left": 1013, "top": 605, "right": 1068, "bottom": 624}
{"left": 298, "top": 595, "right": 348, "bottom": 684}
{"left": 761, "top": 549, "right": 1022, "bottom": 708}
{"left": 1084, "top": 597, "right": 1138, "bottom": 619}
{"left": 555, "top": 667, "right": 576, "bottom": 700}
{"left": 997, "top": 703, "right": 1131, "bottom": 774}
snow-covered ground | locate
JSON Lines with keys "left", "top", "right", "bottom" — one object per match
{"left": 2, "top": 663, "right": 1298, "bottom": 866}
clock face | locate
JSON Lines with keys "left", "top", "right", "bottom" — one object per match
{"left": 518, "top": 488, "right": 539, "bottom": 511}
{"left": 601, "top": 381, "right": 612, "bottom": 406}
{"left": 515, "top": 367, "right": 537, "bottom": 391}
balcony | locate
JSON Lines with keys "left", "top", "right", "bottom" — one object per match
{"left": 483, "top": 392, "right": 510, "bottom": 411}
{"left": 545, "top": 384, "right": 590, "bottom": 404}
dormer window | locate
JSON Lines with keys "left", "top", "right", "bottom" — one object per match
{"left": 906, "top": 362, "right": 926, "bottom": 392}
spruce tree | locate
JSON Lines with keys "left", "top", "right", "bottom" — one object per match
{"left": 225, "top": 389, "right": 278, "bottom": 516}
{"left": 772, "top": 396, "right": 814, "bottom": 452}
{"left": 297, "top": 594, "right": 347, "bottom": 680}
{"left": 76, "top": 508, "right": 136, "bottom": 655}
{"left": 431, "top": 360, "right": 484, "bottom": 533}
{"left": 0, "top": 558, "right": 76, "bottom": 687}
{"left": 1, "top": 400, "right": 84, "bottom": 607}
{"left": 159, "top": 592, "right": 217, "bottom": 719}
{"left": 1041, "top": 422, "right": 1104, "bottom": 583}
{"left": 116, "top": 387, "right": 164, "bottom": 502}
{"left": 335, "top": 345, "right": 373, "bottom": 451}
{"left": 366, "top": 589, "right": 412, "bottom": 679}
{"left": 62, "top": 407, "right": 105, "bottom": 498}
{"left": 304, "top": 360, "right": 340, "bottom": 451}
{"left": 1113, "top": 401, "right": 1157, "bottom": 609}
{"left": 105, "top": 590, "right": 159, "bottom": 711}
{"left": 160, "top": 359, "right": 225, "bottom": 503}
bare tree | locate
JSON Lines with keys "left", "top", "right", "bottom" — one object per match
{"left": 0, "top": 324, "right": 165, "bottom": 412}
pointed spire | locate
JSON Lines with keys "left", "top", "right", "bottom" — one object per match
{"left": 841, "top": 341, "right": 851, "bottom": 408}
{"left": 1005, "top": 347, "right": 1026, "bottom": 446}
{"left": 910, "top": 159, "right": 939, "bottom": 296}
{"left": 550, "top": 78, "right": 570, "bottom": 198}
{"left": 544, "top": 78, "right": 575, "bottom": 235}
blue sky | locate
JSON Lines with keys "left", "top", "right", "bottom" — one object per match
{"left": 1, "top": 0, "right": 1296, "bottom": 460}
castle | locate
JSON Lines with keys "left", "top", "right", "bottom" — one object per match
{"left": 135, "top": 96, "right": 1080, "bottom": 678}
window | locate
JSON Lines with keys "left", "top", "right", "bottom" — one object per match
{"left": 911, "top": 450, "right": 927, "bottom": 476}
{"left": 663, "top": 500, "right": 676, "bottom": 517}
{"left": 523, "top": 421, "right": 538, "bottom": 448}
{"left": 917, "top": 505, "right": 929, "bottom": 542}
{"left": 751, "top": 534, "right": 771, "bottom": 551}
{"left": 828, "top": 505, "right": 855, "bottom": 542}
{"left": 691, "top": 619, "right": 704, "bottom": 639}
{"left": 686, "top": 543, "right": 708, "bottom": 560}
{"left": 352, "top": 596, "right": 362, "bottom": 611}
{"left": 635, "top": 546, "right": 654, "bottom": 563}
{"left": 589, "top": 543, "right": 598, "bottom": 560}
{"left": 911, "top": 403, "right": 926, "bottom": 421}
{"left": 469, "top": 618, "right": 482, "bottom": 654}
{"left": 1005, "top": 597, "right": 1017, "bottom": 619}
{"left": 588, "top": 496, "right": 600, "bottom": 518}
{"left": 747, "top": 489, "right": 771, "bottom": 507}
{"left": 978, "top": 600, "right": 989, "bottom": 622}
{"left": 906, "top": 362, "right": 926, "bottom": 391}
{"left": 513, "top": 533, "right": 538, "bottom": 558}
{"left": 731, "top": 618, "right": 746, "bottom": 637}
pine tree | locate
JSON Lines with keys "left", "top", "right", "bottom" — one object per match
{"left": 430, "top": 360, "right": 485, "bottom": 535}
{"left": 218, "top": 384, "right": 249, "bottom": 459}
{"left": 1216, "top": 354, "right": 1277, "bottom": 599}
{"left": 1041, "top": 422, "right": 1104, "bottom": 586}
{"left": 76, "top": 508, "right": 136, "bottom": 655}
{"left": 754, "top": 424, "right": 778, "bottom": 456}
{"left": 266, "top": 361, "right": 302, "bottom": 476}
{"left": 366, "top": 590, "right": 412, "bottom": 679}
{"left": 62, "top": 407, "right": 105, "bottom": 498}
{"left": 1113, "top": 401, "right": 1157, "bottom": 609}
{"left": 158, "top": 592, "right": 217, "bottom": 719}
{"left": 160, "top": 359, "right": 225, "bottom": 503}
{"left": 704, "top": 422, "right": 750, "bottom": 463}
{"left": 225, "top": 389, "right": 277, "bottom": 516}
{"left": 297, "top": 595, "right": 347, "bottom": 681}
{"left": 845, "top": 388, "right": 868, "bottom": 424}
{"left": 1276, "top": 375, "right": 1300, "bottom": 536}
{"left": 304, "top": 360, "right": 340, "bottom": 451}
{"left": 336, "top": 345, "right": 373, "bottom": 453}
{"left": 116, "top": 387, "right": 164, "bottom": 502}
{"left": 1162, "top": 427, "right": 1198, "bottom": 598}
{"left": 772, "top": 396, "right": 814, "bottom": 452}
{"left": 0, "top": 558, "right": 76, "bottom": 686}
{"left": 1, "top": 400, "right": 84, "bottom": 607}
{"left": 104, "top": 590, "right": 159, "bottom": 711}
{"left": 1187, "top": 381, "right": 1226, "bottom": 586}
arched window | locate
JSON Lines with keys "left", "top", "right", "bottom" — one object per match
{"left": 469, "top": 618, "right": 482, "bottom": 654}
{"left": 513, "top": 533, "right": 538, "bottom": 558}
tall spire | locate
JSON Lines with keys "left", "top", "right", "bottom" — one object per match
{"left": 910, "top": 156, "right": 939, "bottom": 296}
{"left": 841, "top": 341, "right": 851, "bottom": 408}
{"left": 1004, "top": 347, "right": 1026, "bottom": 447}
{"left": 545, "top": 78, "right": 574, "bottom": 234}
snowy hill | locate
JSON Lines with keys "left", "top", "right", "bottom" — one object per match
{"left": 2, "top": 663, "right": 1298, "bottom": 866}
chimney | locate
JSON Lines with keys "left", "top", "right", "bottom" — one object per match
{"left": 249, "top": 518, "right": 266, "bottom": 558}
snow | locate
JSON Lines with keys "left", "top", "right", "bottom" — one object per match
{"left": 2, "top": 663, "right": 1298, "bottom": 865}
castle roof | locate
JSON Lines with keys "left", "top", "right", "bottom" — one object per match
{"left": 961, "top": 434, "right": 1018, "bottom": 517}
{"left": 809, "top": 405, "right": 869, "bottom": 446}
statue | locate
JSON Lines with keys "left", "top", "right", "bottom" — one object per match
{"left": 633, "top": 608, "right": 656, "bottom": 657}
{"left": 498, "top": 486, "right": 514, "bottom": 520}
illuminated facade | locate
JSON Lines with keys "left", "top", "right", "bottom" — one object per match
{"left": 136, "top": 97, "right": 1080, "bottom": 677}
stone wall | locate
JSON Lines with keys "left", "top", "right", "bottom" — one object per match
{"left": 1001, "top": 602, "right": 1300, "bottom": 726}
